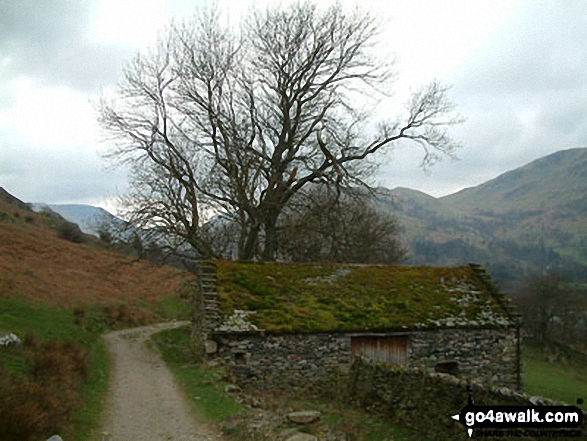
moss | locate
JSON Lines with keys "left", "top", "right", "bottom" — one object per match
{"left": 216, "top": 261, "right": 513, "bottom": 334}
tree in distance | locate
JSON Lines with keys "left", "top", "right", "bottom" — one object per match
{"left": 99, "top": 1, "right": 463, "bottom": 262}
{"left": 278, "top": 185, "right": 408, "bottom": 264}
{"left": 515, "top": 271, "right": 587, "bottom": 353}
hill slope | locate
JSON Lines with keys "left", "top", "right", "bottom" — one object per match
{"left": 378, "top": 148, "right": 587, "bottom": 289}
{"left": 443, "top": 147, "right": 587, "bottom": 214}
{"left": 0, "top": 188, "right": 187, "bottom": 308}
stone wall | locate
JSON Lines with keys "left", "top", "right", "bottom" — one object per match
{"left": 347, "top": 356, "right": 585, "bottom": 441}
{"left": 408, "top": 326, "right": 520, "bottom": 390}
{"left": 212, "top": 332, "right": 351, "bottom": 393}
{"left": 211, "top": 326, "right": 520, "bottom": 391}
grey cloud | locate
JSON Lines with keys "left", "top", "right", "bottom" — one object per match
{"left": 0, "top": 140, "right": 128, "bottom": 204}
{"left": 0, "top": 0, "right": 133, "bottom": 92}
{"left": 453, "top": 1, "right": 587, "bottom": 96}
{"left": 432, "top": 0, "right": 587, "bottom": 194}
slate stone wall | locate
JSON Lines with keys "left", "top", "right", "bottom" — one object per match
{"left": 408, "top": 326, "right": 520, "bottom": 390}
{"left": 212, "top": 332, "right": 351, "bottom": 393}
{"left": 211, "top": 326, "right": 520, "bottom": 391}
{"left": 348, "top": 356, "right": 585, "bottom": 441}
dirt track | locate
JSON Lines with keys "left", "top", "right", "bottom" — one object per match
{"left": 99, "top": 322, "right": 222, "bottom": 441}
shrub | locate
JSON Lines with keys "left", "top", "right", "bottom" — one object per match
{"left": 103, "top": 304, "right": 154, "bottom": 329}
{"left": 56, "top": 221, "right": 85, "bottom": 243}
{"left": 0, "top": 338, "right": 89, "bottom": 440}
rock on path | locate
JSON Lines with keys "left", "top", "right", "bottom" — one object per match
{"left": 99, "top": 322, "right": 221, "bottom": 441}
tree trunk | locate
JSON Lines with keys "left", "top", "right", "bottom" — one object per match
{"left": 262, "top": 217, "right": 279, "bottom": 262}
{"left": 240, "top": 223, "right": 261, "bottom": 260}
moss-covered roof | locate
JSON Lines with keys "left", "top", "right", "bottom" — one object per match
{"left": 215, "top": 261, "right": 517, "bottom": 334}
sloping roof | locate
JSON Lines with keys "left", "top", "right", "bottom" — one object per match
{"left": 215, "top": 261, "right": 517, "bottom": 334}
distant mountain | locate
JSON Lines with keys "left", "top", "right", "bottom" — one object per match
{"left": 443, "top": 148, "right": 587, "bottom": 214}
{"left": 377, "top": 148, "right": 587, "bottom": 291}
{"left": 31, "top": 203, "right": 123, "bottom": 236}
{"left": 10, "top": 148, "right": 587, "bottom": 291}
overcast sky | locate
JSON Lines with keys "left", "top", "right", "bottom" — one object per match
{"left": 1, "top": 0, "right": 586, "bottom": 211}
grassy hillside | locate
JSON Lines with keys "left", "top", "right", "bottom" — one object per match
{"left": 0, "top": 188, "right": 192, "bottom": 440}
{"left": 377, "top": 148, "right": 587, "bottom": 289}
{"left": 443, "top": 148, "right": 587, "bottom": 214}
{"left": 0, "top": 190, "right": 188, "bottom": 309}
{"left": 523, "top": 341, "right": 587, "bottom": 405}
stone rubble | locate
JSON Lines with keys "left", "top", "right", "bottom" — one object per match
{"left": 216, "top": 310, "right": 260, "bottom": 332}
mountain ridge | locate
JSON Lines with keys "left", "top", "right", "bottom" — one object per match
{"left": 30, "top": 203, "right": 125, "bottom": 236}
{"left": 441, "top": 147, "right": 587, "bottom": 213}
{"left": 378, "top": 147, "right": 587, "bottom": 290}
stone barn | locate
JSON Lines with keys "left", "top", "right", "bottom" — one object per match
{"left": 195, "top": 261, "right": 521, "bottom": 391}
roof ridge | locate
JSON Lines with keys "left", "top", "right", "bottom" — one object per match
{"left": 468, "top": 264, "right": 520, "bottom": 320}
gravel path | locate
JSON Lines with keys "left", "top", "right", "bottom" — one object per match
{"left": 99, "top": 322, "right": 223, "bottom": 441}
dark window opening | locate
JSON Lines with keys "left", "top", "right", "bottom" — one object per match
{"left": 435, "top": 361, "right": 459, "bottom": 375}
{"left": 234, "top": 352, "right": 247, "bottom": 365}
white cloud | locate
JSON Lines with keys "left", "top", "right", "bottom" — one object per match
{"left": 1, "top": 79, "right": 99, "bottom": 150}
{"left": 90, "top": 0, "right": 167, "bottom": 49}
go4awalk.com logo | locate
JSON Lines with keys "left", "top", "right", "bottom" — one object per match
{"left": 451, "top": 391, "right": 584, "bottom": 438}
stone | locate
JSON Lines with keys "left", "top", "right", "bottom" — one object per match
{"left": 243, "top": 395, "right": 263, "bottom": 408}
{"left": 47, "top": 436, "right": 64, "bottom": 441}
{"left": 248, "top": 422, "right": 264, "bottom": 431}
{"left": 529, "top": 395, "right": 546, "bottom": 406}
{"left": 0, "top": 332, "right": 21, "bottom": 347}
{"left": 287, "top": 410, "right": 321, "bottom": 424}
{"left": 225, "top": 384, "right": 241, "bottom": 394}
{"left": 205, "top": 339, "right": 218, "bottom": 354}
{"left": 279, "top": 427, "right": 300, "bottom": 439}
{"left": 286, "top": 433, "right": 318, "bottom": 441}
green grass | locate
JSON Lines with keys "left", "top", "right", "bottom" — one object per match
{"left": 153, "top": 293, "right": 191, "bottom": 320}
{"left": 0, "top": 295, "right": 95, "bottom": 346}
{"left": 150, "top": 326, "right": 244, "bottom": 422}
{"left": 522, "top": 341, "right": 587, "bottom": 405}
{"left": 0, "top": 296, "right": 100, "bottom": 378}
{"left": 71, "top": 338, "right": 110, "bottom": 440}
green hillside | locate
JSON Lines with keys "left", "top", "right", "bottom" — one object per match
{"left": 443, "top": 148, "right": 587, "bottom": 214}
{"left": 378, "top": 148, "right": 587, "bottom": 290}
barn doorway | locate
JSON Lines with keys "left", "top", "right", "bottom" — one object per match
{"left": 351, "top": 335, "right": 409, "bottom": 365}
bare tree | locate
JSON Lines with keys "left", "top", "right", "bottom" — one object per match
{"left": 99, "top": 2, "right": 462, "bottom": 262}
